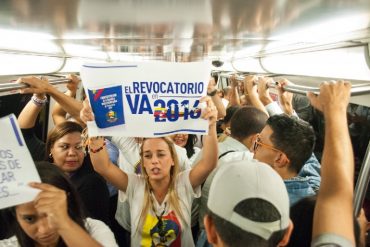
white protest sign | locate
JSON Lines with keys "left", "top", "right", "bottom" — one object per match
{"left": 81, "top": 61, "right": 211, "bottom": 137}
{"left": 0, "top": 114, "right": 41, "bottom": 209}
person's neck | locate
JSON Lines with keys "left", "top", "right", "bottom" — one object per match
{"left": 231, "top": 135, "right": 253, "bottom": 150}
{"left": 280, "top": 168, "right": 298, "bottom": 180}
{"left": 149, "top": 176, "right": 170, "bottom": 204}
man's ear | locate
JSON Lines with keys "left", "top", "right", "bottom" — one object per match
{"left": 277, "top": 220, "right": 294, "bottom": 247}
{"left": 204, "top": 214, "right": 220, "bottom": 245}
{"left": 244, "top": 133, "right": 258, "bottom": 151}
{"left": 274, "top": 152, "right": 290, "bottom": 168}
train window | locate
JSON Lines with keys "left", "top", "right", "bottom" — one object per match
{"left": 0, "top": 94, "right": 49, "bottom": 142}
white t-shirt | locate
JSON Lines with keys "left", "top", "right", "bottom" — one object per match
{"left": 119, "top": 169, "right": 200, "bottom": 247}
{"left": 111, "top": 136, "right": 192, "bottom": 231}
{"left": 189, "top": 147, "right": 201, "bottom": 165}
{"left": 0, "top": 218, "right": 117, "bottom": 247}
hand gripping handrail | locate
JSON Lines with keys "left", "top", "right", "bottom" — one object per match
{"left": 219, "top": 73, "right": 370, "bottom": 96}
{"left": 0, "top": 78, "right": 71, "bottom": 93}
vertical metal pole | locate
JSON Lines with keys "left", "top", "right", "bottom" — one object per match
{"left": 354, "top": 140, "right": 370, "bottom": 217}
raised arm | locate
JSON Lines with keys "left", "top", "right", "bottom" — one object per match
{"left": 52, "top": 74, "right": 83, "bottom": 125}
{"left": 307, "top": 81, "right": 354, "bottom": 244}
{"left": 276, "top": 78, "right": 294, "bottom": 116}
{"left": 17, "top": 92, "right": 46, "bottom": 129}
{"left": 207, "top": 77, "right": 226, "bottom": 119}
{"left": 228, "top": 75, "right": 241, "bottom": 107}
{"left": 189, "top": 96, "right": 218, "bottom": 188}
{"left": 19, "top": 76, "right": 83, "bottom": 124}
{"left": 80, "top": 99, "right": 129, "bottom": 192}
{"left": 244, "top": 75, "right": 269, "bottom": 116}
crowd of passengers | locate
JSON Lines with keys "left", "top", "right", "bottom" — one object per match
{"left": 0, "top": 73, "right": 368, "bottom": 247}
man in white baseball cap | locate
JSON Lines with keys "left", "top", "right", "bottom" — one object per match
{"left": 203, "top": 159, "right": 293, "bottom": 247}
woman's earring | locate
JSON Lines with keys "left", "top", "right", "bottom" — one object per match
{"left": 49, "top": 153, "right": 53, "bottom": 158}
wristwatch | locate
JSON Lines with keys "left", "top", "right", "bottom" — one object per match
{"left": 207, "top": 89, "right": 217, "bottom": 96}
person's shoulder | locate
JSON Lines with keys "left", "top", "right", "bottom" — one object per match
{"left": 174, "top": 144, "right": 187, "bottom": 156}
{"left": 85, "top": 218, "right": 119, "bottom": 247}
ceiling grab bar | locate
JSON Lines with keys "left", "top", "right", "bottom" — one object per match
{"left": 0, "top": 78, "right": 71, "bottom": 93}
{"left": 219, "top": 73, "right": 370, "bottom": 96}
{"left": 354, "top": 140, "right": 370, "bottom": 217}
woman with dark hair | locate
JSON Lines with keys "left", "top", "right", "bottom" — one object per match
{"left": 170, "top": 134, "right": 200, "bottom": 162}
{"left": 17, "top": 77, "right": 110, "bottom": 224}
{"left": 0, "top": 161, "right": 117, "bottom": 247}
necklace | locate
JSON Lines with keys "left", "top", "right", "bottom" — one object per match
{"left": 150, "top": 192, "right": 168, "bottom": 243}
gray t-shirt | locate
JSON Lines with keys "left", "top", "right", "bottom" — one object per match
{"left": 312, "top": 233, "right": 354, "bottom": 247}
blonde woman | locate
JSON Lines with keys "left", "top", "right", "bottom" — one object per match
{"left": 80, "top": 96, "right": 218, "bottom": 246}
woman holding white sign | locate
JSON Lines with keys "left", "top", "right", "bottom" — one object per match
{"left": 0, "top": 161, "right": 117, "bottom": 247}
{"left": 81, "top": 96, "right": 218, "bottom": 246}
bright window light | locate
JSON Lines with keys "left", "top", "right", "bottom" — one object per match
{"left": 271, "top": 12, "right": 370, "bottom": 43}
{"left": 63, "top": 44, "right": 108, "bottom": 60}
{"left": 0, "top": 53, "right": 64, "bottom": 75}
{"left": 0, "top": 29, "right": 60, "bottom": 53}
{"left": 261, "top": 46, "right": 370, "bottom": 80}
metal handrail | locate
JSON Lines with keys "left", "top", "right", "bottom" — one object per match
{"left": 219, "top": 73, "right": 370, "bottom": 96}
{"left": 0, "top": 78, "right": 71, "bottom": 93}
{"left": 1, "top": 75, "right": 370, "bottom": 96}
{"left": 354, "top": 141, "right": 370, "bottom": 217}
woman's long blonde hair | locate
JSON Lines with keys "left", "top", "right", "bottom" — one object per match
{"left": 137, "top": 137, "right": 187, "bottom": 232}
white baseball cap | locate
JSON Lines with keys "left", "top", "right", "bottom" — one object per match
{"left": 207, "top": 159, "right": 290, "bottom": 240}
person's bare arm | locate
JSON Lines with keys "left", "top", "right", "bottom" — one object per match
{"left": 52, "top": 74, "right": 82, "bottom": 125}
{"left": 276, "top": 79, "right": 294, "bottom": 116}
{"left": 17, "top": 92, "right": 46, "bottom": 129}
{"left": 228, "top": 75, "right": 241, "bottom": 106}
{"left": 244, "top": 75, "right": 269, "bottom": 116}
{"left": 308, "top": 81, "right": 354, "bottom": 244}
{"left": 207, "top": 77, "right": 226, "bottom": 119}
{"left": 80, "top": 99, "right": 129, "bottom": 192}
{"left": 189, "top": 97, "right": 218, "bottom": 188}
{"left": 19, "top": 76, "right": 83, "bottom": 124}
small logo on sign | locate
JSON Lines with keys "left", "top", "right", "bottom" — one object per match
{"left": 106, "top": 110, "right": 118, "bottom": 123}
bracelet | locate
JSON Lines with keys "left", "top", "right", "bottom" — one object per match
{"left": 31, "top": 95, "right": 48, "bottom": 107}
{"left": 207, "top": 89, "right": 217, "bottom": 96}
{"left": 89, "top": 140, "right": 106, "bottom": 153}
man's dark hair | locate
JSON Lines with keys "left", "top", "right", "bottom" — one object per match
{"left": 267, "top": 114, "right": 315, "bottom": 173}
{"left": 230, "top": 106, "right": 268, "bottom": 142}
{"left": 224, "top": 105, "right": 241, "bottom": 125}
{"left": 207, "top": 198, "right": 286, "bottom": 247}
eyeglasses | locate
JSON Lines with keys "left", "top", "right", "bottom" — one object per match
{"left": 253, "top": 134, "right": 287, "bottom": 156}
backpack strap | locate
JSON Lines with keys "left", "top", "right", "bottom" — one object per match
{"left": 218, "top": 150, "right": 235, "bottom": 160}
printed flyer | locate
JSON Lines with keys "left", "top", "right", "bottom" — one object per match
{"left": 0, "top": 114, "right": 41, "bottom": 209}
{"left": 81, "top": 61, "right": 211, "bottom": 137}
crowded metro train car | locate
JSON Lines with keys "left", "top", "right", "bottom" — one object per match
{"left": 0, "top": 1, "right": 370, "bottom": 246}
